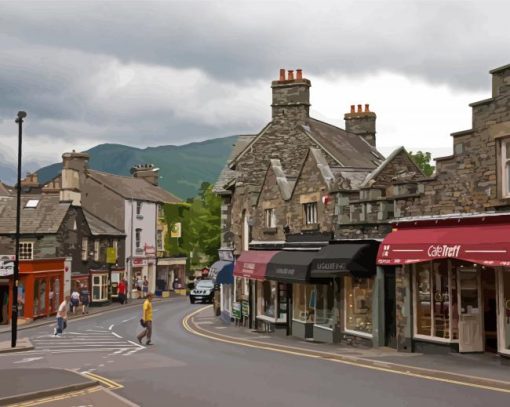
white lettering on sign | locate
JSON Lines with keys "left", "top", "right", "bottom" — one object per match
{"left": 275, "top": 268, "right": 295, "bottom": 276}
{"left": 315, "top": 262, "right": 347, "bottom": 271}
{"left": 427, "top": 245, "right": 461, "bottom": 258}
{"left": 242, "top": 262, "right": 255, "bottom": 275}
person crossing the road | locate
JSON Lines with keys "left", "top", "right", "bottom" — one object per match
{"left": 54, "top": 295, "right": 70, "bottom": 337}
{"left": 137, "top": 292, "right": 153, "bottom": 345}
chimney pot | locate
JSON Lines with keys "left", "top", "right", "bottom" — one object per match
{"left": 296, "top": 69, "right": 303, "bottom": 80}
{"left": 365, "top": 104, "right": 370, "bottom": 112}
{"left": 357, "top": 104, "right": 362, "bottom": 113}
{"left": 279, "top": 68, "right": 285, "bottom": 81}
{"left": 350, "top": 105, "right": 355, "bottom": 113}
{"left": 288, "top": 70, "right": 294, "bottom": 80}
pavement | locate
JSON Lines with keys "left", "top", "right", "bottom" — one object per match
{"left": 0, "top": 368, "right": 97, "bottom": 405}
{"left": 185, "top": 305, "right": 510, "bottom": 391}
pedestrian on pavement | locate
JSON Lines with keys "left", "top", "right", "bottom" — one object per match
{"left": 70, "top": 289, "right": 80, "bottom": 314}
{"left": 79, "top": 284, "right": 90, "bottom": 314}
{"left": 137, "top": 292, "right": 153, "bottom": 345}
{"left": 142, "top": 276, "right": 149, "bottom": 298}
{"left": 118, "top": 278, "right": 126, "bottom": 304}
{"left": 54, "top": 295, "right": 70, "bottom": 337}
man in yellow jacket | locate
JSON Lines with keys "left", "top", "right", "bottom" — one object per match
{"left": 137, "top": 293, "right": 153, "bottom": 345}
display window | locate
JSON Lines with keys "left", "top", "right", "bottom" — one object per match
{"left": 292, "top": 284, "right": 314, "bottom": 323}
{"left": 17, "top": 281, "right": 25, "bottom": 318}
{"left": 256, "top": 281, "right": 287, "bottom": 323}
{"left": 344, "top": 276, "right": 373, "bottom": 336}
{"left": 412, "top": 260, "right": 459, "bottom": 342}
{"left": 499, "top": 270, "right": 510, "bottom": 354}
{"left": 234, "top": 277, "right": 249, "bottom": 302}
{"left": 49, "top": 277, "right": 60, "bottom": 314}
{"left": 92, "top": 274, "right": 109, "bottom": 301}
{"left": 315, "top": 283, "right": 335, "bottom": 330}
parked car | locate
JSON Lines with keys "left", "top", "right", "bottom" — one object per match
{"left": 190, "top": 279, "right": 215, "bottom": 304}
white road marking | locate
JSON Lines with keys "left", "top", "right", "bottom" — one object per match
{"left": 111, "top": 332, "right": 122, "bottom": 338}
{"left": 108, "top": 324, "right": 114, "bottom": 330}
{"left": 121, "top": 317, "right": 136, "bottom": 323}
{"left": 13, "top": 356, "right": 44, "bottom": 364}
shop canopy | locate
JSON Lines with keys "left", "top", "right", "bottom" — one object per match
{"left": 266, "top": 251, "right": 318, "bottom": 283}
{"left": 208, "top": 260, "right": 234, "bottom": 285}
{"left": 234, "top": 251, "right": 280, "bottom": 280}
{"left": 377, "top": 223, "right": 510, "bottom": 266}
{"left": 310, "top": 242, "right": 379, "bottom": 279}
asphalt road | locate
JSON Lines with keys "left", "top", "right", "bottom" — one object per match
{"left": 0, "top": 297, "right": 508, "bottom": 406}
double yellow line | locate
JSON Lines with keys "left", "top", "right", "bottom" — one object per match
{"left": 83, "top": 371, "right": 124, "bottom": 390}
{"left": 183, "top": 306, "right": 510, "bottom": 395}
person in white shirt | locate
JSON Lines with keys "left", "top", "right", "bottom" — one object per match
{"left": 70, "top": 289, "right": 80, "bottom": 314}
{"left": 54, "top": 296, "right": 70, "bottom": 337}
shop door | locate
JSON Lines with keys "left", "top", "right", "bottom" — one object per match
{"left": 384, "top": 269, "right": 397, "bottom": 348}
{"left": 458, "top": 268, "right": 484, "bottom": 353}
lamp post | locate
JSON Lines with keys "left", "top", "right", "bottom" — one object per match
{"left": 12, "top": 111, "right": 26, "bottom": 348}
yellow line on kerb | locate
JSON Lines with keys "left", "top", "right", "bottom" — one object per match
{"left": 83, "top": 371, "right": 124, "bottom": 389}
{"left": 7, "top": 387, "right": 102, "bottom": 407}
{"left": 182, "top": 306, "right": 510, "bottom": 395}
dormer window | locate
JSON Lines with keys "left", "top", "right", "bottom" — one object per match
{"left": 501, "top": 138, "right": 510, "bottom": 198}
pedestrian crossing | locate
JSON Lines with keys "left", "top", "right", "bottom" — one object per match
{"left": 31, "top": 329, "right": 145, "bottom": 356}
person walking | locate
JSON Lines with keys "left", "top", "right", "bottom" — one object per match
{"left": 70, "top": 288, "right": 80, "bottom": 314}
{"left": 54, "top": 295, "right": 70, "bottom": 337}
{"left": 80, "top": 284, "right": 90, "bottom": 314}
{"left": 117, "top": 278, "right": 126, "bottom": 304}
{"left": 137, "top": 292, "right": 153, "bottom": 345}
{"left": 142, "top": 276, "right": 149, "bottom": 298}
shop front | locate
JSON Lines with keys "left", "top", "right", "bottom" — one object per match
{"left": 233, "top": 250, "right": 280, "bottom": 329}
{"left": 208, "top": 260, "right": 234, "bottom": 319}
{"left": 90, "top": 269, "right": 110, "bottom": 305}
{"left": 378, "top": 215, "right": 510, "bottom": 356}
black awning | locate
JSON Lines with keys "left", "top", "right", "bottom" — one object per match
{"left": 266, "top": 251, "right": 318, "bottom": 283}
{"left": 310, "top": 242, "right": 379, "bottom": 279}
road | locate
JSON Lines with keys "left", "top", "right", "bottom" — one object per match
{"left": 0, "top": 297, "right": 508, "bottom": 406}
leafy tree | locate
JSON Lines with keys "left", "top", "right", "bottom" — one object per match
{"left": 409, "top": 151, "right": 435, "bottom": 176}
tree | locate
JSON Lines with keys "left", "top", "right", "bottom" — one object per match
{"left": 409, "top": 151, "right": 435, "bottom": 176}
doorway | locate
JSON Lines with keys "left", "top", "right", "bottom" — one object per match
{"left": 384, "top": 268, "right": 397, "bottom": 348}
{"left": 483, "top": 268, "right": 497, "bottom": 352}
{"left": 0, "top": 285, "right": 9, "bottom": 325}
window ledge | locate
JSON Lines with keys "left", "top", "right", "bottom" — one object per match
{"left": 301, "top": 224, "right": 319, "bottom": 232}
{"left": 136, "top": 214, "right": 144, "bottom": 219}
{"left": 263, "top": 227, "right": 278, "bottom": 235}
{"left": 343, "top": 329, "right": 373, "bottom": 339}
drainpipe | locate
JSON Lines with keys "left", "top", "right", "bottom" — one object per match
{"left": 129, "top": 197, "right": 134, "bottom": 298}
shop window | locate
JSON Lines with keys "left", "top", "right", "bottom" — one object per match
{"left": 259, "top": 281, "right": 276, "bottom": 318}
{"left": 292, "top": 284, "right": 314, "bottom": 323}
{"left": 303, "top": 202, "right": 318, "bottom": 225}
{"left": 49, "top": 277, "right": 60, "bottom": 315}
{"left": 501, "top": 138, "right": 510, "bottom": 198}
{"left": 92, "top": 274, "right": 109, "bottom": 301}
{"left": 501, "top": 271, "right": 510, "bottom": 354}
{"left": 264, "top": 209, "right": 276, "bottom": 228}
{"left": 94, "top": 240, "right": 100, "bottom": 262}
{"left": 234, "top": 277, "right": 249, "bottom": 302}
{"left": 81, "top": 238, "right": 88, "bottom": 261}
{"left": 344, "top": 276, "right": 373, "bottom": 336}
{"left": 315, "top": 284, "right": 335, "bottom": 329}
{"left": 19, "top": 242, "right": 33, "bottom": 260}
{"left": 33, "top": 277, "right": 47, "bottom": 316}
{"left": 413, "top": 260, "right": 458, "bottom": 341}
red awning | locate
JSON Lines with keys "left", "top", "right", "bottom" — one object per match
{"left": 377, "top": 223, "right": 510, "bottom": 266}
{"left": 234, "top": 250, "right": 280, "bottom": 280}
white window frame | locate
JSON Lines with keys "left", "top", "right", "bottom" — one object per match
{"left": 136, "top": 201, "right": 143, "bottom": 216}
{"left": 303, "top": 202, "right": 318, "bottom": 225}
{"left": 135, "top": 229, "right": 142, "bottom": 249}
{"left": 94, "top": 240, "right": 100, "bottom": 262}
{"left": 501, "top": 139, "right": 510, "bottom": 198}
{"left": 19, "top": 241, "right": 33, "bottom": 260}
{"left": 92, "top": 274, "right": 109, "bottom": 302}
{"left": 157, "top": 230, "right": 164, "bottom": 251}
{"left": 81, "top": 238, "right": 88, "bottom": 261}
{"left": 264, "top": 208, "right": 276, "bottom": 228}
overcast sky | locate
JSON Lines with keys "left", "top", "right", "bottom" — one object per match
{"left": 0, "top": 0, "right": 507, "bottom": 178}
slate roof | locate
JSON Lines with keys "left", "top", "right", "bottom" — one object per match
{"left": 83, "top": 209, "right": 124, "bottom": 237}
{"left": 213, "top": 135, "right": 256, "bottom": 194}
{"left": 0, "top": 194, "right": 70, "bottom": 234}
{"left": 302, "top": 119, "right": 384, "bottom": 168}
{"left": 87, "top": 170, "right": 181, "bottom": 203}
{"left": 332, "top": 168, "right": 373, "bottom": 190}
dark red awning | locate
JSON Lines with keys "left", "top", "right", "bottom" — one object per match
{"left": 234, "top": 251, "right": 280, "bottom": 280}
{"left": 377, "top": 223, "right": 510, "bottom": 266}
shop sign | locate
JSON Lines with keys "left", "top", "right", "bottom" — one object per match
{"left": 0, "top": 260, "right": 14, "bottom": 276}
{"left": 274, "top": 267, "right": 296, "bottom": 276}
{"left": 132, "top": 257, "right": 147, "bottom": 267}
{"left": 170, "top": 222, "right": 182, "bottom": 238}
{"left": 232, "top": 302, "right": 241, "bottom": 319}
{"left": 241, "top": 262, "right": 256, "bottom": 276}
{"left": 427, "top": 244, "right": 461, "bottom": 258}
{"left": 314, "top": 261, "right": 347, "bottom": 271}
{"left": 241, "top": 300, "right": 249, "bottom": 318}
{"left": 144, "top": 244, "right": 156, "bottom": 255}
{"left": 106, "top": 247, "right": 117, "bottom": 264}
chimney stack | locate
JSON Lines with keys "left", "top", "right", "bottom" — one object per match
{"left": 131, "top": 164, "right": 160, "bottom": 186}
{"left": 271, "top": 68, "right": 311, "bottom": 121}
{"left": 60, "top": 151, "right": 89, "bottom": 205}
{"left": 344, "top": 104, "right": 377, "bottom": 147}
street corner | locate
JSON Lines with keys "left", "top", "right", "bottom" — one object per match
{"left": 0, "top": 367, "right": 98, "bottom": 405}
{"left": 0, "top": 337, "right": 34, "bottom": 354}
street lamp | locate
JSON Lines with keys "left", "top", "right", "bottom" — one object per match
{"left": 12, "top": 111, "right": 26, "bottom": 348}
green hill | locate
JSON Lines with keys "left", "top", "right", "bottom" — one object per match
{"left": 37, "top": 136, "right": 238, "bottom": 199}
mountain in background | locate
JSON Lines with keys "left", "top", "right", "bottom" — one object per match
{"left": 35, "top": 136, "right": 238, "bottom": 199}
